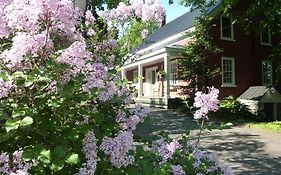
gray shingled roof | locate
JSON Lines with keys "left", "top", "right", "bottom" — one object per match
{"left": 239, "top": 86, "right": 269, "bottom": 100}
{"left": 131, "top": 1, "right": 222, "bottom": 54}
{"left": 131, "top": 9, "right": 201, "bottom": 53}
{"left": 239, "top": 86, "right": 281, "bottom": 103}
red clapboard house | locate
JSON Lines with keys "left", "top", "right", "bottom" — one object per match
{"left": 121, "top": 1, "right": 281, "bottom": 120}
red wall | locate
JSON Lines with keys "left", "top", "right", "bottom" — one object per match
{"left": 208, "top": 2, "right": 278, "bottom": 98}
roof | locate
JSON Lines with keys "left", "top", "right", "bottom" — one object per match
{"left": 239, "top": 86, "right": 269, "bottom": 100}
{"left": 239, "top": 86, "right": 281, "bottom": 103}
{"left": 131, "top": 9, "right": 201, "bottom": 53}
{"left": 131, "top": 0, "right": 222, "bottom": 54}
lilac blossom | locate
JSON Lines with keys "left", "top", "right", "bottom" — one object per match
{"left": 100, "top": 131, "right": 135, "bottom": 168}
{"left": 192, "top": 148, "right": 220, "bottom": 172}
{"left": 85, "top": 10, "right": 96, "bottom": 26}
{"left": 121, "top": 104, "right": 149, "bottom": 131}
{"left": 100, "top": 0, "right": 165, "bottom": 23}
{"left": 115, "top": 109, "right": 127, "bottom": 123}
{"left": 78, "top": 131, "right": 98, "bottom": 175}
{"left": 141, "top": 29, "right": 149, "bottom": 39}
{"left": 1, "top": 32, "right": 53, "bottom": 68}
{"left": 4, "top": 0, "right": 81, "bottom": 38}
{"left": 57, "top": 41, "right": 91, "bottom": 70}
{"left": 0, "top": 78, "right": 13, "bottom": 98}
{"left": 87, "top": 28, "right": 96, "bottom": 37}
{"left": 193, "top": 87, "right": 219, "bottom": 119}
{"left": 0, "top": 1, "right": 10, "bottom": 38}
{"left": 171, "top": 165, "right": 186, "bottom": 175}
{"left": 122, "top": 115, "right": 141, "bottom": 131}
{"left": 0, "top": 150, "right": 35, "bottom": 175}
{"left": 153, "top": 139, "right": 181, "bottom": 163}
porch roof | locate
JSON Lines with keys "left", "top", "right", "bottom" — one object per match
{"left": 123, "top": 46, "right": 185, "bottom": 69}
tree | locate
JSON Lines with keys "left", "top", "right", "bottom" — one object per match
{"left": 179, "top": 12, "right": 221, "bottom": 95}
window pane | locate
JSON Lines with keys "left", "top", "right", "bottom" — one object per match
{"left": 262, "top": 61, "right": 272, "bottom": 84}
{"left": 261, "top": 27, "right": 270, "bottom": 44}
{"left": 222, "top": 59, "right": 233, "bottom": 84}
{"left": 222, "top": 17, "right": 232, "bottom": 38}
{"left": 170, "top": 62, "right": 178, "bottom": 85}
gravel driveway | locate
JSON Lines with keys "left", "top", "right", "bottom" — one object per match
{"left": 135, "top": 107, "right": 281, "bottom": 175}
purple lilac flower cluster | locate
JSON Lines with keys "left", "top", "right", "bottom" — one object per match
{"left": 4, "top": 0, "right": 81, "bottom": 37}
{"left": 100, "top": 0, "right": 165, "bottom": 23}
{"left": 193, "top": 86, "right": 219, "bottom": 119}
{"left": 122, "top": 104, "right": 150, "bottom": 131}
{"left": 57, "top": 41, "right": 91, "bottom": 71}
{"left": 0, "top": 150, "right": 35, "bottom": 175}
{"left": 153, "top": 139, "right": 181, "bottom": 163}
{"left": 100, "top": 131, "right": 135, "bottom": 168}
{"left": 171, "top": 165, "right": 186, "bottom": 175}
{"left": 0, "top": 1, "right": 10, "bottom": 38}
{"left": 1, "top": 32, "right": 53, "bottom": 68}
{"left": 0, "top": 78, "right": 13, "bottom": 98}
{"left": 78, "top": 131, "right": 98, "bottom": 175}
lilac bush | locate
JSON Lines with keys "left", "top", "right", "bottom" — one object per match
{"left": 0, "top": 0, "right": 230, "bottom": 174}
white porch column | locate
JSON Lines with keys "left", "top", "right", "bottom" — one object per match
{"left": 138, "top": 64, "right": 143, "bottom": 97}
{"left": 121, "top": 69, "right": 126, "bottom": 80}
{"left": 164, "top": 54, "right": 170, "bottom": 98}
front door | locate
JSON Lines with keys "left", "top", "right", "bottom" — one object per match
{"left": 145, "top": 67, "right": 158, "bottom": 97}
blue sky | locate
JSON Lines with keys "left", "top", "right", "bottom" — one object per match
{"left": 161, "top": 0, "right": 190, "bottom": 23}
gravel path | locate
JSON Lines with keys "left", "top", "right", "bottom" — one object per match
{"left": 135, "top": 107, "right": 281, "bottom": 175}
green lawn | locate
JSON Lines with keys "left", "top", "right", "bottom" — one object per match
{"left": 248, "top": 121, "right": 281, "bottom": 133}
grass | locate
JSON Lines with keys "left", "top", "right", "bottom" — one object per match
{"left": 248, "top": 121, "right": 281, "bottom": 133}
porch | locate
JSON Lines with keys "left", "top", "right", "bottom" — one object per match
{"left": 122, "top": 47, "right": 186, "bottom": 104}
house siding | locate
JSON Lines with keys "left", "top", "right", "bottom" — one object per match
{"left": 209, "top": 4, "right": 278, "bottom": 99}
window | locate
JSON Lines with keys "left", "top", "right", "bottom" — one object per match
{"left": 220, "top": 15, "right": 234, "bottom": 40}
{"left": 260, "top": 26, "right": 271, "bottom": 45}
{"left": 262, "top": 61, "right": 272, "bottom": 85}
{"left": 221, "top": 57, "right": 235, "bottom": 86}
{"left": 133, "top": 69, "right": 138, "bottom": 84}
{"left": 170, "top": 61, "right": 178, "bottom": 85}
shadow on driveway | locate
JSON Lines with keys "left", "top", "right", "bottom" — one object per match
{"left": 196, "top": 129, "right": 281, "bottom": 175}
{"left": 135, "top": 107, "right": 281, "bottom": 175}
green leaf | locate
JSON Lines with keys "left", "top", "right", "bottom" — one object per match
{"left": 24, "top": 76, "right": 36, "bottom": 87}
{"left": 66, "top": 153, "right": 79, "bottom": 164}
{"left": 5, "top": 119, "right": 20, "bottom": 132}
{"left": 22, "top": 146, "right": 38, "bottom": 161}
{"left": 0, "top": 133, "right": 11, "bottom": 143}
{"left": 0, "top": 72, "right": 9, "bottom": 80}
{"left": 12, "top": 109, "right": 26, "bottom": 118}
{"left": 51, "top": 159, "right": 65, "bottom": 171}
{"left": 12, "top": 71, "right": 25, "bottom": 78}
{"left": 39, "top": 149, "right": 51, "bottom": 164}
{"left": 21, "top": 116, "right": 34, "bottom": 126}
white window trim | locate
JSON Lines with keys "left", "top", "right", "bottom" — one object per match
{"left": 260, "top": 26, "right": 272, "bottom": 46}
{"left": 262, "top": 60, "right": 273, "bottom": 86}
{"left": 221, "top": 57, "right": 236, "bottom": 87}
{"left": 220, "top": 14, "right": 235, "bottom": 41}
{"left": 170, "top": 60, "right": 178, "bottom": 85}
